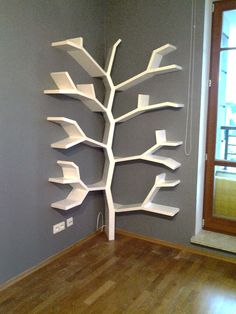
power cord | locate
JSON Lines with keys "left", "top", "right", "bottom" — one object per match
{"left": 96, "top": 211, "right": 105, "bottom": 232}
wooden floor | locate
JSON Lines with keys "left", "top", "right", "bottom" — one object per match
{"left": 1, "top": 232, "right": 236, "bottom": 314}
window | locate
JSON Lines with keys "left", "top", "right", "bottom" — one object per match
{"left": 204, "top": 0, "right": 236, "bottom": 235}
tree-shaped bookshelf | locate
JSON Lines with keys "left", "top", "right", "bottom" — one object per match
{"left": 45, "top": 37, "right": 184, "bottom": 240}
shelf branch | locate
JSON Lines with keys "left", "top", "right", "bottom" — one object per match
{"left": 115, "top": 94, "right": 184, "bottom": 123}
{"left": 49, "top": 161, "right": 89, "bottom": 210}
{"left": 144, "top": 130, "right": 183, "bottom": 154}
{"left": 147, "top": 44, "right": 177, "bottom": 70}
{"left": 47, "top": 117, "right": 106, "bottom": 149}
{"left": 49, "top": 161, "right": 106, "bottom": 210}
{"left": 51, "top": 37, "right": 106, "bottom": 77}
{"left": 104, "top": 39, "right": 122, "bottom": 76}
{"left": 114, "top": 173, "right": 180, "bottom": 216}
{"left": 142, "top": 173, "right": 179, "bottom": 206}
{"left": 115, "top": 44, "right": 181, "bottom": 91}
{"left": 44, "top": 72, "right": 106, "bottom": 112}
{"left": 115, "top": 154, "right": 180, "bottom": 170}
{"left": 115, "top": 130, "right": 182, "bottom": 170}
{"left": 87, "top": 180, "right": 106, "bottom": 191}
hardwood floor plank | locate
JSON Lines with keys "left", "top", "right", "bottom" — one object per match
{"left": 84, "top": 280, "right": 115, "bottom": 305}
{"left": 125, "top": 290, "right": 152, "bottom": 313}
{"left": 1, "top": 232, "right": 236, "bottom": 314}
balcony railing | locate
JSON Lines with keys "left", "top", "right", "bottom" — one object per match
{"left": 221, "top": 126, "right": 236, "bottom": 161}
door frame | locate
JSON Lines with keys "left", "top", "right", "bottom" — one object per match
{"left": 195, "top": 0, "right": 214, "bottom": 235}
{"left": 203, "top": 0, "right": 236, "bottom": 235}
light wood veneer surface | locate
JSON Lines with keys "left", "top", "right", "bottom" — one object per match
{"left": 0, "top": 233, "right": 236, "bottom": 313}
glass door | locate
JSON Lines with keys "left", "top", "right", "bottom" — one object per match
{"left": 204, "top": 0, "right": 236, "bottom": 235}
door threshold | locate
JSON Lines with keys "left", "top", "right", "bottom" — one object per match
{"left": 191, "top": 230, "right": 236, "bottom": 254}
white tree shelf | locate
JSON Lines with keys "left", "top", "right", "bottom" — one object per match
{"left": 47, "top": 117, "right": 106, "bottom": 149}
{"left": 45, "top": 36, "right": 184, "bottom": 240}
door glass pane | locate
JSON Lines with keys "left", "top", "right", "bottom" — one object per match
{"left": 215, "top": 50, "right": 236, "bottom": 161}
{"left": 221, "top": 9, "right": 236, "bottom": 48}
{"left": 213, "top": 166, "right": 236, "bottom": 221}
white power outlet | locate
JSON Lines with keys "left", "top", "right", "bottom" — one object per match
{"left": 53, "top": 221, "right": 65, "bottom": 234}
{"left": 67, "top": 217, "right": 73, "bottom": 227}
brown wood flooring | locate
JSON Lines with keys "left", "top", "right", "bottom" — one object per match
{"left": 0, "top": 232, "right": 236, "bottom": 314}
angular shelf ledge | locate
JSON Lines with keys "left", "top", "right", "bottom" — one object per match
{"left": 47, "top": 117, "right": 106, "bottom": 149}
{"left": 51, "top": 198, "right": 85, "bottom": 211}
{"left": 145, "top": 130, "right": 183, "bottom": 154}
{"left": 49, "top": 160, "right": 82, "bottom": 183}
{"left": 115, "top": 130, "right": 182, "bottom": 170}
{"left": 115, "top": 154, "right": 180, "bottom": 170}
{"left": 115, "top": 173, "right": 180, "bottom": 217}
{"left": 48, "top": 177, "right": 80, "bottom": 184}
{"left": 44, "top": 72, "right": 106, "bottom": 112}
{"left": 115, "top": 203, "right": 179, "bottom": 216}
{"left": 155, "top": 179, "right": 180, "bottom": 188}
{"left": 87, "top": 180, "right": 106, "bottom": 191}
{"left": 142, "top": 155, "right": 181, "bottom": 170}
{"left": 115, "top": 94, "right": 184, "bottom": 123}
{"left": 143, "top": 129, "right": 182, "bottom": 170}
{"left": 115, "top": 44, "right": 181, "bottom": 91}
{"left": 51, "top": 37, "right": 106, "bottom": 78}
{"left": 49, "top": 161, "right": 89, "bottom": 211}
{"left": 104, "top": 39, "right": 122, "bottom": 75}
{"left": 144, "top": 203, "right": 179, "bottom": 216}
{"left": 147, "top": 44, "right": 177, "bottom": 70}
{"left": 116, "top": 65, "right": 182, "bottom": 91}
{"left": 142, "top": 173, "right": 179, "bottom": 205}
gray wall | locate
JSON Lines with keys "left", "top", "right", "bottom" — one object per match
{"left": 1, "top": 0, "right": 227, "bottom": 285}
{"left": 106, "top": 0, "right": 205, "bottom": 245}
{"left": 0, "top": 0, "right": 105, "bottom": 284}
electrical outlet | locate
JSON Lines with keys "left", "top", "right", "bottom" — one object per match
{"left": 53, "top": 221, "right": 65, "bottom": 234}
{"left": 67, "top": 217, "right": 73, "bottom": 227}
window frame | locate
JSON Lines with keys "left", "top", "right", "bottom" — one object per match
{"left": 204, "top": 0, "right": 236, "bottom": 235}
